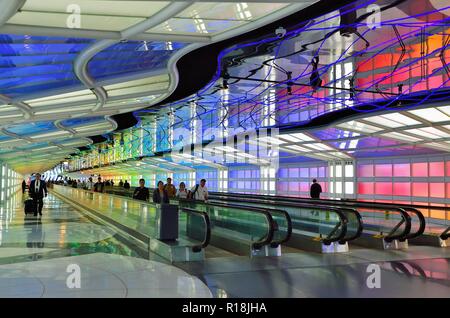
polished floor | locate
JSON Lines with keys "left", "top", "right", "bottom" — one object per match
{"left": 0, "top": 190, "right": 211, "bottom": 298}
{"left": 1, "top": 188, "right": 449, "bottom": 298}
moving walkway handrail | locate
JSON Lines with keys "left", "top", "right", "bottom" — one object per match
{"left": 401, "top": 207, "right": 426, "bottom": 240}
{"left": 209, "top": 192, "right": 412, "bottom": 242}
{"left": 214, "top": 195, "right": 358, "bottom": 243}
{"left": 211, "top": 192, "right": 426, "bottom": 238}
{"left": 180, "top": 207, "right": 211, "bottom": 252}
{"left": 441, "top": 227, "right": 450, "bottom": 240}
{"left": 194, "top": 200, "right": 292, "bottom": 247}
{"left": 179, "top": 199, "right": 276, "bottom": 250}
{"left": 208, "top": 195, "right": 350, "bottom": 245}
{"left": 74, "top": 186, "right": 283, "bottom": 249}
{"left": 52, "top": 185, "right": 213, "bottom": 253}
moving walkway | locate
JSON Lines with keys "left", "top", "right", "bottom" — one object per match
{"left": 187, "top": 196, "right": 362, "bottom": 253}
{"left": 105, "top": 187, "right": 364, "bottom": 253}
{"left": 51, "top": 185, "right": 292, "bottom": 259}
{"left": 208, "top": 192, "right": 445, "bottom": 249}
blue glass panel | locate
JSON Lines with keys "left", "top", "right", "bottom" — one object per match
{"left": 0, "top": 135, "right": 12, "bottom": 142}
{"left": 329, "top": 136, "right": 401, "bottom": 150}
{"left": 61, "top": 116, "right": 105, "bottom": 128}
{"left": 7, "top": 121, "right": 56, "bottom": 136}
{"left": 278, "top": 168, "right": 288, "bottom": 178}
{"left": 1, "top": 79, "right": 80, "bottom": 98}
{"left": 311, "top": 128, "right": 362, "bottom": 141}
{"left": 88, "top": 41, "right": 187, "bottom": 81}
{"left": 0, "top": 64, "right": 74, "bottom": 79}
{"left": 0, "top": 34, "right": 94, "bottom": 99}
{"left": 0, "top": 54, "right": 75, "bottom": 68}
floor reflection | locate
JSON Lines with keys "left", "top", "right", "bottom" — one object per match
{"left": 24, "top": 216, "right": 44, "bottom": 249}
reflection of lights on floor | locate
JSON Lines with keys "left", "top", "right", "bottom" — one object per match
{"left": 216, "top": 288, "right": 228, "bottom": 298}
{"left": 59, "top": 223, "right": 66, "bottom": 246}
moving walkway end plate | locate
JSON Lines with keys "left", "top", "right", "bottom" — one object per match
{"left": 321, "top": 242, "right": 349, "bottom": 254}
{"left": 251, "top": 245, "right": 282, "bottom": 258}
{"left": 383, "top": 239, "right": 408, "bottom": 250}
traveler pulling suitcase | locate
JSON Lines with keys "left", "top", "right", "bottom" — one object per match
{"left": 24, "top": 198, "right": 34, "bottom": 214}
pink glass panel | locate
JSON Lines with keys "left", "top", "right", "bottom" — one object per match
{"left": 393, "top": 163, "right": 410, "bottom": 177}
{"left": 375, "top": 164, "right": 392, "bottom": 177}
{"left": 300, "top": 182, "right": 309, "bottom": 192}
{"left": 412, "top": 183, "right": 428, "bottom": 196}
{"left": 358, "top": 164, "right": 374, "bottom": 177}
{"left": 393, "top": 183, "right": 411, "bottom": 196}
{"left": 412, "top": 162, "right": 428, "bottom": 177}
{"left": 375, "top": 182, "right": 392, "bottom": 195}
{"left": 430, "top": 183, "right": 445, "bottom": 198}
{"left": 429, "top": 162, "right": 444, "bottom": 177}
{"left": 358, "top": 182, "right": 374, "bottom": 194}
{"left": 289, "top": 182, "right": 299, "bottom": 192}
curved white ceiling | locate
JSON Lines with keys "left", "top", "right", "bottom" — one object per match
{"left": 0, "top": 0, "right": 317, "bottom": 174}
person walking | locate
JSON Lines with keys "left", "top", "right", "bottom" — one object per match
{"left": 28, "top": 173, "right": 48, "bottom": 217}
{"left": 22, "top": 180, "right": 26, "bottom": 194}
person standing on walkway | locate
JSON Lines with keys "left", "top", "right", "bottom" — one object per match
{"left": 22, "top": 180, "right": 26, "bottom": 194}
{"left": 189, "top": 179, "right": 208, "bottom": 201}
{"left": 310, "top": 179, "right": 322, "bottom": 199}
{"left": 176, "top": 182, "right": 189, "bottom": 199}
{"left": 133, "top": 179, "right": 150, "bottom": 201}
{"left": 93, "top": 176, "right": 104, "bottom": 193}
{"left": 86, "top": 177, "right": 94, "bottom": 191}
{"left": 153, "top": 181, "right": 169, "bottom": 204}
{"left": 29, "top": 173, "right": 48, "bottom": 217}
{"left": 164, "top": 177, "right": 176, "bottom": 198}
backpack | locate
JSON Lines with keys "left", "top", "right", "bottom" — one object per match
{"left": 189, "top": 184, "right": 199, "bottom": 200}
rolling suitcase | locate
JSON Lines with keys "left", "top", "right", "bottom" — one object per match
{"left": 24, "top": 198, "right": 34, "bottom": 214}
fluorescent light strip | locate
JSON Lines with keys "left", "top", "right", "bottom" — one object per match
{"left": 408, "top": 108, "right": 450, "bottom": 123}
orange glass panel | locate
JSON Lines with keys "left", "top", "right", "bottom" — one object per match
{"left": 430, "top": 209, "right": 445, "bottom": 220}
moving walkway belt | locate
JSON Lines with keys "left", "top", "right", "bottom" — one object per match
{"left": 179, "top": 199, "right": 292, "bottom": 249}
{"left": 208, "top": 195, "right": 355, "bottom": 245}
{"left": 209, "top": 192, "right": 413, "bottom": 242}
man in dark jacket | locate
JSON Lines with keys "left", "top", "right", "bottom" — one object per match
{"left": 310, "top": 179, "right": 322, "bottom": 199}
{"left": 133, "top": 179, "right": 149, "bottom": 201}
{"left": 29, "top": 173, "right": 48, "bottom": 216}
{"left": 93, "top": 176, "right": 104, "bottom": 193}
